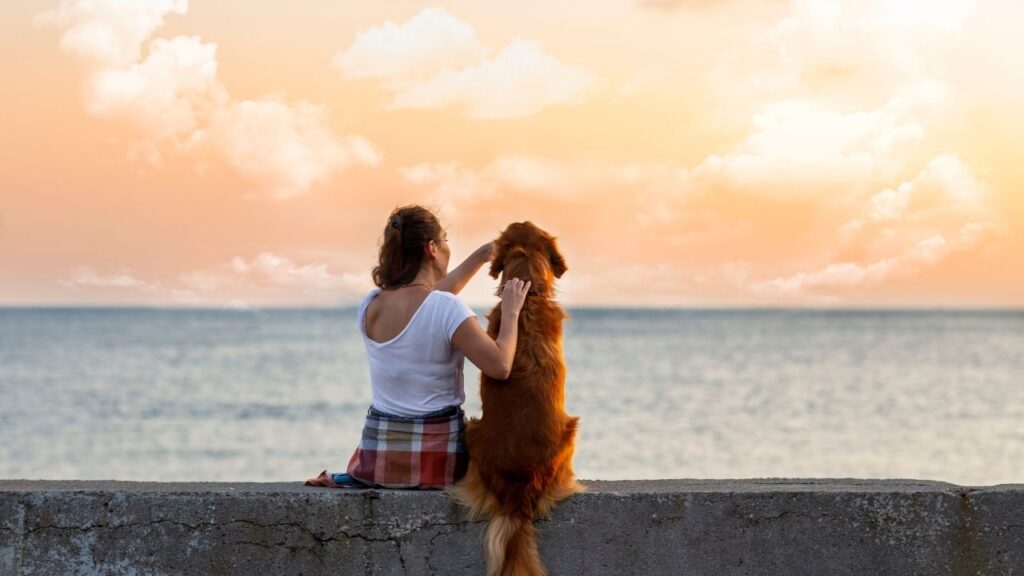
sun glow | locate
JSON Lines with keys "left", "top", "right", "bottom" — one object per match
{"left": 3, "top": 0, "right": 1022, "bottom": 308}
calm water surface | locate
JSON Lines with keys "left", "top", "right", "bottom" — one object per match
{"left": 1, "top": 307, "right": 1021, "bottom": 485}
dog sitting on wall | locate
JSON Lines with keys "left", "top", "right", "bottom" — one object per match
{"left": 449, "top": 221, "right": 583, "bottom": 576}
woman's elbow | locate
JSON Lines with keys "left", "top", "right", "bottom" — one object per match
{"left": 485, "top": 361, "right": 511, "bottom": 381}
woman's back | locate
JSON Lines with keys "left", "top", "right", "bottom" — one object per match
{"left": 364, "top": 287, "right": 432, "bottom": 343}
{"left": 358, "top": 287, "right": 476, "bottom": 417}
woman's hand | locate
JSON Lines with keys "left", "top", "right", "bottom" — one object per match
{"left": 477, "top": 241, "right": 495, "bottom": 263}
{"left": 436, "top": 241, "right": 495, "bottom": 295}
{"left": 500, "top": 277, "right": 531, "bottom": 317}
{"left": 454, "top": 276, "right": 530, "bottom": 380}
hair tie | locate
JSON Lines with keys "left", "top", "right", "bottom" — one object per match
{"left": 389, "top": 215, "right": 404, "bottom": 233}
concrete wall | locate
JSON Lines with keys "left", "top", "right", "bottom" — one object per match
{"left": 1, "top": 479, "right": 1022, "bottom": 575}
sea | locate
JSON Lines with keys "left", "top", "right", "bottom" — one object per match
{"left": 1, "top": 307, "right": 1022, "bottom": 486}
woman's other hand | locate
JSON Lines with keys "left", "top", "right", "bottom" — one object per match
{"left": 453, "top": 276, "right": 530, "bottom": 380}
{"left": 477, "top": 241, "right": 495, "bottom": 263}
{"left": 500, "top": 278, "right": 531, "bottom": 317}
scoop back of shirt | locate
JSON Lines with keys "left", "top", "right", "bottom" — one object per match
{"left": 358, "top": 288, "right": 477, "bottom": 417}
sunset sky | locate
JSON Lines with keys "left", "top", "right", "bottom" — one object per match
{"left": 3, "top": 0, "right": 1023, "bottom": 307}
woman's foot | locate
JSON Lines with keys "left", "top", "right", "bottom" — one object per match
{"left": 304, "top": 470, "right": 342, "bottom": 488}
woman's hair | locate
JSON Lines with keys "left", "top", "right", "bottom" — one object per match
{"left": 372, "top": 205, "right": 444, "bottom": 289}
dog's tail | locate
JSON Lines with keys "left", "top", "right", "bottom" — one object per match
{"left": 485, "top": 514, "right": 544, "bottom": 576}
{"left": 450, "top": 463, "right": 547, "bottom": 576}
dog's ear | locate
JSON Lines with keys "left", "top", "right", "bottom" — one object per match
{"left": 546, "top": 236, "right": 567, "bottom": 278}
{"left": 489, "top": 238, "right": 506, "bottom": 278}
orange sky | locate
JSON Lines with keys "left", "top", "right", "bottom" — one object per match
{"left": 2, "top": 0, "right": 1023, "bottom": 307}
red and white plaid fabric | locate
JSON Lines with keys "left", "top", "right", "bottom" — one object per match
{"left": 346, "top": 406, "right": 468, "bottom": 489}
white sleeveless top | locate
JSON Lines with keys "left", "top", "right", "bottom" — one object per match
{"left": 358, "top": 288, "right": 478, "bottom": 417}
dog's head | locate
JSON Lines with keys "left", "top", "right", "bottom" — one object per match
{"left": 489, "top": 221, "right": 567, "bottom": 298}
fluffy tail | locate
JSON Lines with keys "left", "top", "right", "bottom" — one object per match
{"left": 449, "top": 463, "right": 547, "bottom": 576}
{"left": 485, "top": 515, "right": 544, "bottom": 576}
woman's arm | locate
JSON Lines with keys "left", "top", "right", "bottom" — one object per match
{"left": 452, "top": 278, "right": 530, "bottom": 380}
{"left": 436, "top": 242, "right": 493, "bottom": 295}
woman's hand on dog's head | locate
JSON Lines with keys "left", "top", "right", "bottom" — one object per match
{"left": 500, "top": 278, "right": 531, "bottom": 317}
{"left": 476, "top": 241, "right": 495, "bottom": 263}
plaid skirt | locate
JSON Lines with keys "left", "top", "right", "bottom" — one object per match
{"left": 346, "top": 404, "right": 468, "bottom": 489}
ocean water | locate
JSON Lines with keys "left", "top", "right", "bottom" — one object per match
{"left": 1, "top": 307, "right": 1022, "bottom": 486}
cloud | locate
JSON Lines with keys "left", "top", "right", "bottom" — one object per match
{"left": 401, "top": 155, "right": 599, "bottom": 217}
{"left": 56, "top": 267, "right": 161, "bottom": 292}
{"left": 388, "top": 40, "right": 604, "bottom": 118}
{"left": 839, "top": 154, "right": 995, "bottom": 250}
{"left": 36, "top": 0, "right": 188, "bottom": 66}
{"left": 751, "top": 154, "right": 1002, "bottom": 300}
{"left": 637, "top": 0, "right": 780, "bottom": 11}
{"left": 749, "top": 230, "right": 977, "bottom": 297}
{"left": 86, "top": 35, "right": 224, "bottom": 143}
{"left": 400, "top": 162, "right": 496, "bottom": 217}
{"left": 696, "top": 87, "right": 940, "bottom": 196}
{"left": 228, "top": 252, "right": 366, "bottom": 291}
{"left": 180, "top": 252, "right": 370, "bottom": 298}
{"left": 331, "top": 7, "right": 485, "bottom": 80}
{"left": 38, "top": 0, "right": 378, "bottom": 199}
{"left": 610, "top": 80, "right": 946, "bottom": 238}
{"left": 56, "top": 251, "right": 371, "bottom": 306}
{"left": 749, "top": 0, "right": 977, "bottom": 105}
{"left": 207, "top": 99, "right": 380, "bottom": 199}
{"left": 334, "top": 9, "right": 603, "bottom": 118}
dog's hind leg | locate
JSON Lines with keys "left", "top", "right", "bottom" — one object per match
{"left": 535, "top": 428, "right": 585, "bottom": 518}
{"left": 447, "top": 461, "right": 500, "bottom": 521}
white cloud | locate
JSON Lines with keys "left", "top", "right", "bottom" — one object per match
{"left": 606, "top": 80, "right": 946, "bottom": 233}
{"left": 86, "top": 36, "right": 224, "bottom": 143}
{"left": 335, "top": 9, "right": 603, "bottom": 118}
{"left": 749, "top": 226, "right": 982, "bottom": 297}
{"left": 389, "top": 39, "right": 604, "bottom": 118}
{"left": 400, "top": 162, "right": 495, "bottom": 218}
{"left": 840, "top": 154, "right": 993, "bottom": 248}
{"left": 693, "top": 87, "right": 939, "bottom": 195}
{"left": 208, "top": 99, "right": 380, "bottom": 199}
{"left": 331, "top": 7, "right": 485, "bottom": 80}
{"left": 36, "top": 0, "right": 188, "bottom": 67}
{"left": 766, "top": 0, "right": 977, "bottom": 98}
{"left": 752, "top": 153, "right": 1001, "bottom": 300}
{"left": 57, "top": 252, "right": 372, "bottom": 306}
{"left": 401, "top": 155, "right": 593, "bottom": 217}
{"left": 184, "top": 252, "right": 370, "bottom": 295}
{"left": 56, "top": 267, "right": 160, "bottom": 292}
{"left": 39, "top": 0, "right": 378, "bottom": 199}
{"left": 239, "top": 252, "right": 364, "bottom": 291}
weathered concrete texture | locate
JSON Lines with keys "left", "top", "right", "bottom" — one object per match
{"left": 1, "top": 479, "right": 1022, "bottom": 575}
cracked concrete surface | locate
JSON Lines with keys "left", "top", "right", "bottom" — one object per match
{"left": 1, "top": 479, "right": 1023, "bottom": 575}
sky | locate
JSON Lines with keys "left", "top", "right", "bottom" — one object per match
{"left": 2, "top": 0, "right": 1023, "bottom": 308}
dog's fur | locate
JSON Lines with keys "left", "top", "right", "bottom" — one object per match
{"left": 448, "top": 221, "right": 583, "bottom": 576}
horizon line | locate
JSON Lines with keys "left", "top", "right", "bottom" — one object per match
{"left": 2, "top": 304, "right": 1023, "bottom": 313}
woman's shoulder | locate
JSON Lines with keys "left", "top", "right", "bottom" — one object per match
{"left": 429, "top": 290, "right": 465, "bottom": 307}
{"left": 430, "top": 290, "right": 476, "bottom": 316}
{"left": 358, "top": 288, "right": 383, "bottom": 311}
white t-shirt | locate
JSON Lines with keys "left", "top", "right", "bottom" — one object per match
{"left": 358, "top": 288, "right": 478, "bottom": 417}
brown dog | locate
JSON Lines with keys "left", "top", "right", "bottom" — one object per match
{"left": 449, "top": 221, "right": 583, "bottom": 576}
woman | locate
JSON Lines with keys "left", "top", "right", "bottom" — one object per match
{"left": 306, "top": 205, "right": 530, "bottom": 489}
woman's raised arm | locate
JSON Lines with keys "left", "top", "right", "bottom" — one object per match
{"left": 436, "top": 242, "right": 493, "bottom": 295}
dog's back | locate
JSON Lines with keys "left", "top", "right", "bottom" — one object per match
{"left": 451, "top": 223, "right": 582, "bottom": 576}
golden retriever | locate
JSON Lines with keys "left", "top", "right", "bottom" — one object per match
{"left": 449, "top": 221, "right": 583, "bottom": 576}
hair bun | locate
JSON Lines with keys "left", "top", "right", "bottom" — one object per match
{"left": 389, "top": 214, "right": 404, "bottom": 233}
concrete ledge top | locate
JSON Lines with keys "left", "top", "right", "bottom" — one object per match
{"left": 2, "top": 478, "right": 1021, "bottom": 494}
{"left": 4, "top": 477, "right": 1024, "bottom": 575}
